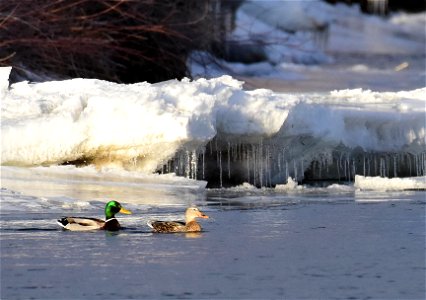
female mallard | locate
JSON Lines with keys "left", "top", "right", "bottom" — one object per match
{"left": 148, "top": 207, "right": 209, "bottom": 233}
{"left": 57, "top": 200, "right": 131, "bottom": 231}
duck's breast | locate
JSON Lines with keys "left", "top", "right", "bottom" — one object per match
{"left": 185, "top": 221, "right": 202, "bottom": 232}
{"left": 102, "top": 218, "right": 121, "bottom": 231}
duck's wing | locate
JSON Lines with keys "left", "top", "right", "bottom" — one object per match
{"left": 147, "top": 220, "right": 186, "bottom": 233}
{"left": 57, "top": 217, "right": 104, "bottom": 231}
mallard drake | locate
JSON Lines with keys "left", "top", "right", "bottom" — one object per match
{"left": 57, "top": 200, "right": 131, "bottom": 231}
{"left": 148, "top": 207, "right": 209, "bottom": 233}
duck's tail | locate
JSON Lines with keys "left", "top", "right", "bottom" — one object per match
{"left": 146, "top": 220, "right": 155, "bottom": 229}
{"left": 57, "top": 217, "right": 69, "bottom": 228}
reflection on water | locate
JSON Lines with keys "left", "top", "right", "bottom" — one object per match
{"left": 1, "top": 166, "right": 206, "bottom": 206}
{"left": 185, "top": 232, "right": 203, "bottom": 239}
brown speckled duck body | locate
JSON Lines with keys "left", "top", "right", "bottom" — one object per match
{"left": 148, "top": 207, "right": 209, "bottom": 233}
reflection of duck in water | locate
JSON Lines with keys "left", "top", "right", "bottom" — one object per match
{"left": 148, "top": 207, "right": 209, "bottom": 233}
{"left": 57, "top": 201, "right": 132, "bottom": 231}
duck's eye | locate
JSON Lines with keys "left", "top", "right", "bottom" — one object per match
{"left": 113, "top": 203, "right": 122, "bottom": 212}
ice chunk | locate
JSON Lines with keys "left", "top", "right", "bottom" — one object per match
{"left": 354, "top": 175, "right": 426, "bottom": 191}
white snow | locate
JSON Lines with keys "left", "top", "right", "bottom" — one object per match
{"left": 190, "top": 1, "right": 425, "bottom": 85}
{"left": 275, "top": 177, "right": 298, "bottom": 191}
{"left": 355, "top": 175, "right": 426, "bottom": 191}
{"left": 1, "top": 67, "right": 425, "bottom": 186}
{"left": 1, "top": 73, "right": 226, "bottom": 171}
{"left": 237, "top": 0, "right": 331, "bottom": 63}
{"left": 190, "top": 1, "right": 332, "bottom": 79}
{"left": 241, "top": 1, "right": 330, "bottom": 33}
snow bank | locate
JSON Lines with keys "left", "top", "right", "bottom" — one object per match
{"left": 190, "top": 2, "right": 425, "bottom": 81}
{"left": 237, "top": 0, "right": 331, "bottom": 65}
{"left": 1, "top": 67, "right": 425, "bottom": 185}
{"left": 1, "top": 73, "right": 224, "bottom": 171}
{"left": 190, "top": 1, "right": 331, "bottom": 79}
{"left": 327, "top": 6, "right": 425, "bottom": 55}
{"left": 355, "top": 175, "right": 426, "bottom": 191}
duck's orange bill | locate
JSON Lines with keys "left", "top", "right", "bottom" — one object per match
{"left": 120, "top": 207, "right": 132, "bottom": 214}
{"left": 200, "top": 213, "right": 209, "bottom": 219}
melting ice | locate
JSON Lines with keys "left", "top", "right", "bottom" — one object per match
{"left": 1, "top": 67, "right": 425, "bottom": 187}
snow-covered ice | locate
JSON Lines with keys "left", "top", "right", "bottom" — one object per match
{"left": 354, "top": 175, "right": 426, "bottom": 191}
{"left": 275, "top": 177, "right": 299, "bottom": 191}
{"left": 1, "top": 67, "right": 424, "bottom": 186}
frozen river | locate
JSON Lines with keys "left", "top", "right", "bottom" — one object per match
{"left": 1, "top": 167, "right": 425, "bottom": 299}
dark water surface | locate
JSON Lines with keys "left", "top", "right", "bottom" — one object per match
{"left": 1, "top": 190, "right": 425, "bottom": 300}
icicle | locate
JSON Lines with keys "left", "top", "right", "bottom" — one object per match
{"left": 202, "top": 148, "right": 205, "bottom": 179}
{"left": 227, "top": 142, "right": 231, "bottom": 179}
{"left": 380, "top": 157, "right": 386, "bottom": 177}
{"left": 185, "top": 150, "right": 190, "bottom": 178}
{"left": 415, "top": 154, "right": 419, "bottom": 177}
{"left": 267, "top": 146, "right": 272, "bottom": 187}
{"left": 387, "top": 155, "right": 391, "bottom": 177}
{"left": 317, "top": 159, "right": 321, "bottom": 179}
{"left": 293, "top": 159, "right": 297, "bottom": 181}
{"left": 191, "top": 150, "right": 198, "bottom": 180}
{"left": 367, "top": 156, "right": 371, "bottom": 176}
{"left": 363, "top": 156, "right": 366, "bottom": 176}
{"left": 393, "top": 155, "right": 397, "bottom": 178}
{"left": 338, "top": 152, "right": 345, "bottom": 180}
{"left": 348, "top": 155, "right": 351, "bottom": 181}
{"left": 284, "top": 161, "right": 288, "bottom": 180}
{"left": 178, "top": 151, "right": 184, "bottom": 176}
{"left": 385, "top": 156, "right": 389, "bottom": 177}
{"left": 259, "top": 140, "right": 263, "bottom": 187}
{"left": 282, "top": 148, "right": 286, "bottom": 171}
{"left": 325, "top": 156, "right": 329, "bottom": 175}
{"left": 373, "top": 157, "right": 377, "bottom": 176}
{"left": 268, "top": 158, "right": 272, "bottom": 187}
{"left": 277, "top": 151, "right": 281, "bottom": 174}
{"left": 407, "top": 154, "right": 412, "bottom": 176}
{"left": 252, "top": 144, "right": 256, "bottom": 186}
{"left": 218, "top": 150, "right": 223, "bottom": 188}
{"left": 336, "top": 157, "right": 340, "bottom": 181}
{"left": 246, "top": 146, "right": 250, "bottom": 184}
{"left": 343, "top": 157, "right": 347, "bottom": 181}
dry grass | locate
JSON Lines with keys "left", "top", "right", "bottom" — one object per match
{"left": 0, "top": 0, "right": 213, "bottom": 83}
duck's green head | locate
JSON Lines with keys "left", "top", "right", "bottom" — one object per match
{"left": 105, "top": 201, "right": 132, "bottom": 219}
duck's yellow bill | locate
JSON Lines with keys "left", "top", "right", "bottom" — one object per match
{"left": 120, "top": 207, "right": 132, "bottom": 214}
